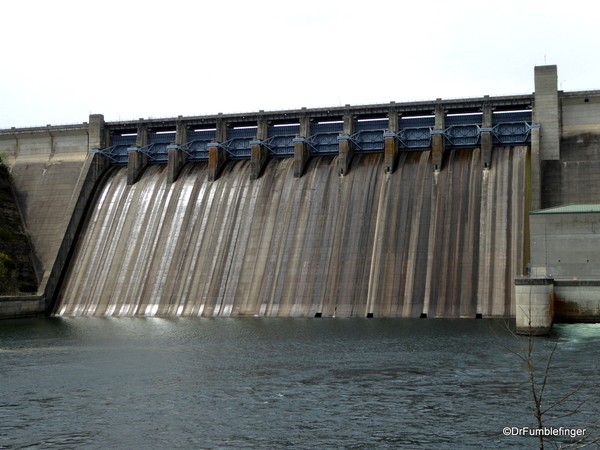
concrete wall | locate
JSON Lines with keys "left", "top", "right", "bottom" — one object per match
{"left": 540, "top": 81, "right": 600, "bottom": 208}
{"left": 0, "top": 295, "right": 47, "bottom": 318}
{"left": 530, "top": 211, "right": 600, "bottom": 279}
{"left": 0, "top": 122, "right": 110, "bottom": 317}
{"left": 523, "top": 209, "right": 600, "bottom": 329}
{"left": 554, "top": 281, "right": 600, "bottom": 322}
{"left": 2, "top": 128, "right": 89, "bottom": 275}
{"left": 562, "top": 94, "right": 600, "bottom": 137}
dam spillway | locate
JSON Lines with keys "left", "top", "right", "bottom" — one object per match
{"left": 54, "top": 147, "right": 527, "bottom": 318}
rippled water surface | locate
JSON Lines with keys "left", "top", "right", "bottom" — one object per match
{"left": 1, "top": 318, "right": 598, "bottom": 449}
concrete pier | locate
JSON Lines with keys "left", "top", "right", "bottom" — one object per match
{"left": 250, "top": 116, "right": 269, "bottom": 180}
{"left": 515, "top": 277, "right": 554, "bottom": 335}
{"left": 127, "top": 123, "right": 149, "bottom": 185}
{"left": 481, "top": 100, "right": 493, "bottom": 169}
{"left": 432, "top": 102, "right": 445, "bottom": 172}
{"left": 208, "top": 118, "right": 228, "bottom": 182}
{"left": 384, "top": 106, "right": 399, "bottom": 173}
{"left": 167, "top": 121, "right": 188, "bottom": 184}
{"left": 293, "top": 114, "right": 311, "bottom": 178}
{"left": 338, "top": 110, "right": 355, "bottom": 176}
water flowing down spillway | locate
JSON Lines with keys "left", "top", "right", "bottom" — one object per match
{"left": 54, "top": 147, "right": 528, "bottom": 317}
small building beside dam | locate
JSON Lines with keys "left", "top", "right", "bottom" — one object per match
{"left": 515, "top": 205, "right": 600, "bottom": 333}
{"left": 1, "top": 65, "right": 599, "bottom": 331}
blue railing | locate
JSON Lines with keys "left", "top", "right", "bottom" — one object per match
{"left": 99, "top": 110, "right": 533, "bottom": 164}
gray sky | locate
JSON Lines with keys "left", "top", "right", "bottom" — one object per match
{"left": 1, "top": 0, "right": 598, "bottom": 129}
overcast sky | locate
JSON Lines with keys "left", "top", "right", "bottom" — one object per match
{"left": 1, "top": 0, "right": 598, "bottom": 129}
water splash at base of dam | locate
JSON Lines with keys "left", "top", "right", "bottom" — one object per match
{"left": 54, "top": 147, "right": 527, "bottom": 317}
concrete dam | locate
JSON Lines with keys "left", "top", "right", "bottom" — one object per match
{"left": 2, "top": 65, "right": 600, "bottom": 324}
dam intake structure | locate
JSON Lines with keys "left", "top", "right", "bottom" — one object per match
{"left": 3, "top": 65, "right": 600, "bottom": 325}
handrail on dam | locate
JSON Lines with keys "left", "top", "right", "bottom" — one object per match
{"left": 104, "top": 119, "right": 533, "bottom": 163}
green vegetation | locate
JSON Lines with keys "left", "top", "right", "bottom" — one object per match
{"left": 0, "top": 154, "right": 37, "bottom": 295}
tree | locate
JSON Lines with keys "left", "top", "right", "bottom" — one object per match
{"left": 506, "top": 311, "right": 599, "bottom": 450}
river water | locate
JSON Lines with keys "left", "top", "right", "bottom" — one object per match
{"left": 1, "top": 318, "right": 598, "bottom": 449}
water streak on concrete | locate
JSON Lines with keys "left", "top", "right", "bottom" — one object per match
{"left": 55, "top": 148, "right": 527, "bottom": 317}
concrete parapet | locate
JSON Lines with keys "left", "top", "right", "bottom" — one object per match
{"left": 515, "top": 277, "right": 554, "bottom": 335}
{"left": 0, "top": 128, "right": 89, "bottom": 160}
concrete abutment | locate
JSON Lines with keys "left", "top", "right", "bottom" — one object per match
{"left": 1, "top": 115, "right": 112, "bottom": 317}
